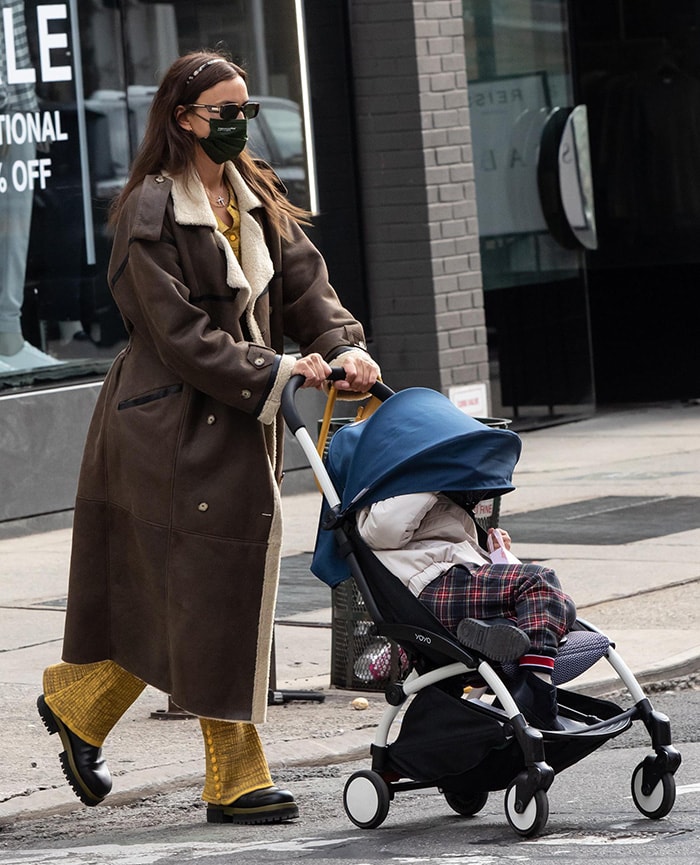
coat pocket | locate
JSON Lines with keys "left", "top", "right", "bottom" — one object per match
{"left": 117, "top": 383, "right": 183, "bottom": 411}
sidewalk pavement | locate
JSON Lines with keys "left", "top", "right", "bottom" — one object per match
{"left": 1, "top": 401, "right": 699, "bottom": 822}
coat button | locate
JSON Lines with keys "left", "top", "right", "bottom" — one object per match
{"left": 241, "top": 389, "right": 252, "bottom": 399}
{"left": 154, "top": 175, "right": 164, "bottom": 183}
{"left": 206, "top": 414, "right": 216, "bottom": 425}
{"left": 253, "top": 357, "right": 264, "bottom": 367}
{"left": 198, "top": 502, "right": 209, "bottom": 512}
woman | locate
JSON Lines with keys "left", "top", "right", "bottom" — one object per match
{"left": 37, "top": 50, "right": 379, "bottom": 824}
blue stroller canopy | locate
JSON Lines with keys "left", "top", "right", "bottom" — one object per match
{"left": 311, "top": 387, "right": 523, "bottom": 586}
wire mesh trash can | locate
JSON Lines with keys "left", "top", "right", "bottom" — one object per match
{"left": 325, "top": 413, "right": 512, "bottom": 691}
{"left": 471, "top": 416, "right": 512, "bottom": 531}
{"left": 331, "top": 579, "right": 409, "bottom": 691}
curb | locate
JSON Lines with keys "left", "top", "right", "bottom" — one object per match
{"left": 0, "top": 730, "right": 372, "bottom": 824}
{"left": 3, "top": 654, "right": 698, "bottom": 825}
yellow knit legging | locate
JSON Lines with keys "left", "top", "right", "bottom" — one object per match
{"left": 200, "top": 718, "right": 273, "bottom": 805}
{"left": 43, "top": 661, "right": 146, "bottom": 747}
{"left": 42, "top": 660, "right": 273, "bottom": 803}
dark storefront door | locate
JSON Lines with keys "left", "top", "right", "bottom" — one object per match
{"left": 463, "top": 1, "right": 595, "bottom": 429}
{"left": 572, "top": 0, "right": 700, "bottom": 403}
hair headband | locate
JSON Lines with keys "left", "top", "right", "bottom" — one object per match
{"left": 185, "top": 58, "right": 226, "bottom": 85}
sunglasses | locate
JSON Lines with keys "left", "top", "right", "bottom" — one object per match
{"left": 188, "top": 101, "right": 260, "bottom": 121}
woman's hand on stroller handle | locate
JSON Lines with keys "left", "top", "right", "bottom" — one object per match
{"left": 281, "top": 363, "right": 392, "bottom": 436}
{"left": 290, "top": 352, "right": 379, "bottom": 393}
{"left": 291, "top": 353, "right": 333, "bottom": 389}
{"left": 331, "top": 352, "right": 381, "bottom": 394}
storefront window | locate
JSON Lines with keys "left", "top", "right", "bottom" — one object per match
{"left": 463, "top": 0, "right": 595, "bottom": 424}
{"left": 463, "top": 0, "right": 576, "bottom": 289}
{"left": 0, "top": 0, "right": 309, "bottom": 384}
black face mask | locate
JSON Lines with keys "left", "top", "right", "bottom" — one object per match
{"left": 198, "top": 118, "right": 248, "bottom": 163}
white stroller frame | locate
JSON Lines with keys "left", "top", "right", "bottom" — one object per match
{"left": 282, "top": 374, "right": 682, "bottom": 837}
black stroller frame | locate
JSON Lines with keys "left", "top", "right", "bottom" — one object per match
{"left": 282, "top": 374, "right": 682, "bottom": 838}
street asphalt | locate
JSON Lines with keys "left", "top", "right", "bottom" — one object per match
{"left": 1, "top": 400, "right": 699, "bottom": 823}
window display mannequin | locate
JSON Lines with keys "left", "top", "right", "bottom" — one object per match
{"left": 0, "top": 0, "right": 60, "bottom": 370}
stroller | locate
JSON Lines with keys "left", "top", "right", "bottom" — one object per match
{"left": 281, "top": 375, "right": 681, "bottom": 837}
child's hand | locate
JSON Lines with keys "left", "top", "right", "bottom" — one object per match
{"left": 487, "top": 527, "right": 512, "bottom": 551}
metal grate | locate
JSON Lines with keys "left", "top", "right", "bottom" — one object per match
{"left": 500, "top": 495, "right": 700, "bottom": 545}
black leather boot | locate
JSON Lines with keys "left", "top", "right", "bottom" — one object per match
{"left": 206, "top": 786, "right": 299, "bottom": 824}
{"left": 508, "top": 670, "right": 564, "bottom": 731}
{"left": 37, "top": 694, "right": 112, "bottom": 805}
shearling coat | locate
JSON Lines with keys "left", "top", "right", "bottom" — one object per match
{"left": 61, "top": 165, "right": 368, "bottom": 722}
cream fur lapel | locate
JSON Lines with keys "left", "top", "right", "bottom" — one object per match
{"left": 165, "top": 167, "right": 274, "bottom": 344}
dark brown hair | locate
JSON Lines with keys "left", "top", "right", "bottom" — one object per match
{"left": 109, "top": 50, "right": 311, "bottom": 238}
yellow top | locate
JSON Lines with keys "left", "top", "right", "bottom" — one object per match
{"left": 216, "top": 185, "right": 241, "bottom": 261}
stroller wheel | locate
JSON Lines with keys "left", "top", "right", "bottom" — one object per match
{"left": 442, "top": 789, "right": 488, "bottom": 817}
{"left": 504, "top": 782, "right": 549, "bottom": 837}
{"left": 631, "top": 762, "right": 676, "bottom": 819}
{"left": 343, "top": 770, "right": 391, "bottom": 829}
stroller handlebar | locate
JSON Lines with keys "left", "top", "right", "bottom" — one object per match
{"left": 281, "top": 368, "right": 393, "bottom": 435}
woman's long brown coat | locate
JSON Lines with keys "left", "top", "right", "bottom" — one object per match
{"left": 61, "top": 167, "right": 367, "bottom": 722}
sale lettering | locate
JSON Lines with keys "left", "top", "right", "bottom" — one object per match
{"left": 1, "top": 3, "right": 72, "bottom": 86}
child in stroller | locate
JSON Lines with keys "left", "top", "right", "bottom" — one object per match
{"left": 356, "top": 491, "right": 577, "bottom": 730}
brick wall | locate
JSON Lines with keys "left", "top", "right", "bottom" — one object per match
{"left": 348, "top": 0, "right": 488, "bottom": 395}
